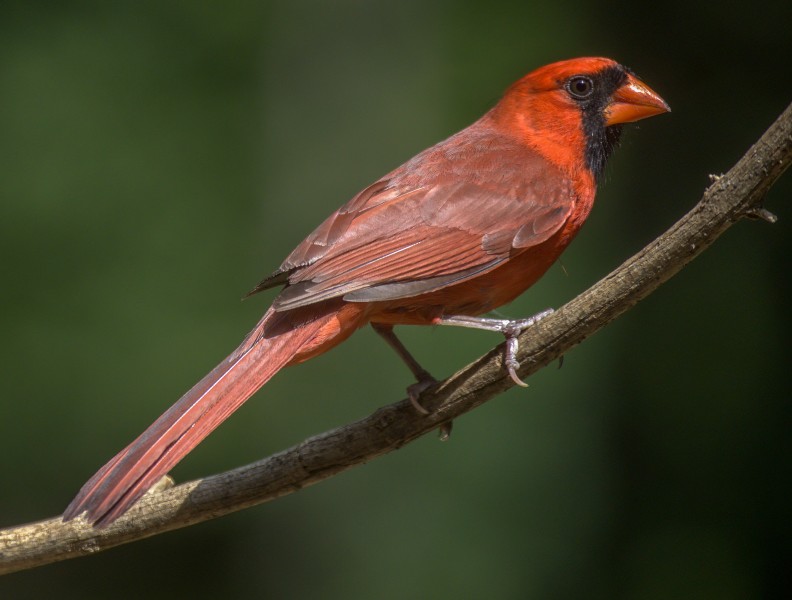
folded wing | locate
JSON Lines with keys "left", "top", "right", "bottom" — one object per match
{"left": 251, "top": 134, "right": 576, "bottom": 310}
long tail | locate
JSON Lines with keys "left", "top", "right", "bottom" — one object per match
{"left": 63, "top": 301, "right": 364, "bottom": 527}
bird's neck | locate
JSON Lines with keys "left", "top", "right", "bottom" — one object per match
{"left": 484, "top": 100, "right": 618, "bottom": 187}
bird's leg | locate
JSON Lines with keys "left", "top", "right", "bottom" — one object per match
{"left": 438, "top": 308, "right": 554, "bottom": 387}
{"left": 371, "top": 322, "right": 437, "bottom": 415}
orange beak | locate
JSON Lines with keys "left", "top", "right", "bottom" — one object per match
{"left": 605, "top": 73, "right": 670, "bottom": 126}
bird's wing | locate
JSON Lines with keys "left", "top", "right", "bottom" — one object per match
{"left": 251, "top": 138, "right": 577, "bottom": 311}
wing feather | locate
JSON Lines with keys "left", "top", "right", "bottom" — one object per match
{"left": 256, "top": 130, "right": 578, "bottom": 311}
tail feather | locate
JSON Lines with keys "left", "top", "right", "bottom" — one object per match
{"left": 63, "top": 306, "right": 342, "bottom": 527}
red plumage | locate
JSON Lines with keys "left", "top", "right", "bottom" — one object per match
{"left": 64, "top": 57, "right": 668, "bottom": 527}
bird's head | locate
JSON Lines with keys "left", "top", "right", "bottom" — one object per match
{"left": 492, "top": 57, "right": 670, "bottom": 181}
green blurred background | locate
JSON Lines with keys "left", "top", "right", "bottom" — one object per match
{"left": 1, "top": 1, "right": 790, "bottom": 598}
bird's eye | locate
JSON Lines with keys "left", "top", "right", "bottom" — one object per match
{"left": 566, "top": 76, "right": 594, "bottom": 100}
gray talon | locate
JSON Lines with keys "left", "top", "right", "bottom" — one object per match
{"left": 407, "top": 379, "right": 435, "bottom": 415}
{"left": 504, "top": 336, "right": 529, "bottom": 387}
{"left": 438, "top": 421, "right": 453, "bottom": 441}
{"left": 437, "top": 308, "right": 554, "bottom": 387}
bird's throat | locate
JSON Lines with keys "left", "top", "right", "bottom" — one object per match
{"left": 584, "top": 121, "right": 622, "bottom": 183}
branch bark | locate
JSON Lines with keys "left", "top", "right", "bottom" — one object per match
{"left": 2, "top": 101, "right": 790, "bottom": 576}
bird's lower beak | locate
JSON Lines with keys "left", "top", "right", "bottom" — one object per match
{"left": 605, "top": 74, "right": 670, "bottom": 126}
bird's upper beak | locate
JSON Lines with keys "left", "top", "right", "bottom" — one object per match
{"left": 605, "top": 74, "right": 670, "bottom": 126}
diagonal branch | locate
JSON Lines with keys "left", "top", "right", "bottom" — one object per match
{"left": 1, "top": 101, "right": 790, "bottom": 576}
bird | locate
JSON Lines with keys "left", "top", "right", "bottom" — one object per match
{"left": 63, "top": 57, "right": 669, "bottom": 527}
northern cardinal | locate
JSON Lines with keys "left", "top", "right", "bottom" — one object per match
{"left": 64, "top": 57, "right": 669, "bottom": 527}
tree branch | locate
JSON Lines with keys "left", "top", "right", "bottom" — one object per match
{"left": 2, "top": 101, "right": 790, "bottom": 576}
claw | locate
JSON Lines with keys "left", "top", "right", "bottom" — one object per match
{"left": 407, "top": 378, "right": 436, "bottom": 415}
{"left": 504, "top": 336, "right": 529, "bottom": 387}
{"left": 372, "top": 323, "right": 440, "bottom": 415}
{"left": 438, "top": 421, "right": 453, "bottom": 441}
{"left": 507, "top": 363, "right": 529, "bottom": 387}
{"left": 438, "top": 308, "right": 553, "bottom": 388}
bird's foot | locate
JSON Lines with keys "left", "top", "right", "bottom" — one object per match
{"left": 406, "top": 376, "right": 437, "bottom": 415}
{"left": 500, "top": 310, "right": 554, "bottom": 386}
{"left": 406, "top": 375, "right": 453, "bottom": 440}
{"left": 439, "top": 308, "right": 555, "bottom": 387}
{"left": 373, "top": 322, "right": 443, "bottom": 418}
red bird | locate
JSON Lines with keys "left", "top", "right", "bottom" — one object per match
{"left": 64, "top": 57, "right": 669, "bottom": 527}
